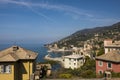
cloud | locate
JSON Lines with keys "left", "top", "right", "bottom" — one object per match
{"left": 29, "top": 2, "right": 93, "bottom": 17}
{"left": 0, "top": 0, "right": 119, "bottom": 24}
{"left": 0, "top": 0, "right": 93, "bottom": 20}
{"left": 0, "top": 0, "right": 54, "bottom": 21}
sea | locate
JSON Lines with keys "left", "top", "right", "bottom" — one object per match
{"left": 0, "top": 43, "right": 63, "bottom": 70}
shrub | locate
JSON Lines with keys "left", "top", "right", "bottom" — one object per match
{"left": 112, "top": 72, "right": 120, "bottom": 78}
{"left": 81, "top": 70, "right": 96, "bottom": 78}
{"left": 59, "top": 73, "right": 72, "bottom": 79}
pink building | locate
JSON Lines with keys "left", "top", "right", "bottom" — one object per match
{"left": 96, "top": 50, "right": 120, "bottom": 78}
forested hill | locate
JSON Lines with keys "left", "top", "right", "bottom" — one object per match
{"left": 51, "top": 22, "right": 120, "bottom": 47}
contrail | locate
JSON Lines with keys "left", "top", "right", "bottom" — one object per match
{"left": 0, "top": 0, "right": 93, "bottom": 18}
{"left": 0, "top": 0, "right": 54, "bottom": 21}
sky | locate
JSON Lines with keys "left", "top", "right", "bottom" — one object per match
{"left": 0, "top": 0, "right": 120, "bottom": 44}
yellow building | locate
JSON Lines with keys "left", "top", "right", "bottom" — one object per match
{"left": 0, "top": 46, "right": 38, "bottom": 80}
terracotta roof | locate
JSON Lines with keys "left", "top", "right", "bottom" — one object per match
{"left": 0, "top": 46, "right": 38, "bottom": 62}
{"left": 96, "top": 50, "right": 120, "bottom": 63}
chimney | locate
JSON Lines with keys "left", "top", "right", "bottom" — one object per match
{"left": 13, "top": 46, "right": 19, "bottom": 51}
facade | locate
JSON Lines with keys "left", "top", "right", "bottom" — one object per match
{"left": 96, "top": 50, "right": 120, "bottom": 78}
{"left": 63, "top": 53, "right": 85, "bottom": 69}
{"left": 35, "top": 63, "right": 52, "bottom": 79}
{"left": 104, "top": 39, "right": 120, "bottom": 54}
{"left": 0, "top": 46, "right": 38, "bottom": 80}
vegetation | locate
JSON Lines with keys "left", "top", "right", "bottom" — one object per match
{"left": 112, "top": 72, "right": 120, "bottom": 78}
{"left": 97, "top": 47, "right": 104, "bottom": 56}
{"left": 79, "top": 57, "right": 96, "bottom": 78}
{"left": 40, "top": 65, "right": 47, "bottom": 78}
{"left": 51, "top": 22, "right": 120, "bottom": 47}
{"left": 59, "top": 73, "right": 72, "bottom": 79}
{"left": 50, "top": 57, "right": 96, "bottom": 79}
{"left": 46, "top": 22, "right": 120, "bottom": 79}
{"left": 40, "top": 60, "right": 58, "bottom": 65}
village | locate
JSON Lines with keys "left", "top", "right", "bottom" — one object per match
{"left": 0, "top": 31, "right": 120, "bottom": 80}
{"left": 44, "top": 38, "right": 120, "bottom": 79}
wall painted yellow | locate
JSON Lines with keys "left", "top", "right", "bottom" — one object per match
{"left": 21, "top": 61, "right": 33, "bottom": 80}
{"left": 0, "top": 63, "right": 15, "bottom": 80}
{"left": 0, "top": 60, "right": 35, "bottom": 80}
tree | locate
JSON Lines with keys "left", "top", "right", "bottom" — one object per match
{"left": 59, "top": 73, "right": 72, "bottom": 79}
{"left": 97, "top": 47, "right": 104, "bottom": 56}
{"left": 80, "top": 57, "right": 96, "bottom": 78}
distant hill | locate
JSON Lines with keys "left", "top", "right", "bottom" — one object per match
{"left": 51, "top": 22, "right": 120, "bottom": 47}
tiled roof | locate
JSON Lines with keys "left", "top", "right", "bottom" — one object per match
{"left": 0, "top": 46, "right": 38, "bottom": 62}
{"left": 96, "top": 50, "right": 120, "bottom": 63}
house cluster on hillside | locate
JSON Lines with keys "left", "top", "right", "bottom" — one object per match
{"left": 0, "top": 39, "right": 120, "bottom": 79}
{"left": 61, "top": 39, "right": 120, "bottom": 79}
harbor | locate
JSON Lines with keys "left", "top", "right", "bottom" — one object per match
{"left": 44, "top": 54, "right": 63, "bottom": 62}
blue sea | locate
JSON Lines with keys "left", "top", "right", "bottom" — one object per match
{"left": 0, "top": 44, "right": 62, "bottom": 70}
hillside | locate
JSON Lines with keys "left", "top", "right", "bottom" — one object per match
{"left": 51, "top": 22, "right": 120, "bottom": 48}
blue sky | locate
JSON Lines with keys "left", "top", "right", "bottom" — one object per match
{"left": 0, "top": 0, "right": 120, "bottom": 44}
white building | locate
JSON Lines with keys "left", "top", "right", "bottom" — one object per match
{"left": 63, "top": 54, "right": 85, "bottom": 69}
{"left": 104, "top": 39, "right": 120, "bottom": 54}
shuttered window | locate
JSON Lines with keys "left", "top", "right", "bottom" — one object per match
{"left": 0, "top": 65, "right": 11, "bottom": 74}
{"left": 98, "top": 61, "right": 103, "bottom": 66}
{"left": 107, "top": 62, "right": 112, "bottom": 69}
{"left": 4, "top": 65, "right": 11, "bottom": 73}
{"left": 0, "top": 65, "right": 4, "bottom": 73}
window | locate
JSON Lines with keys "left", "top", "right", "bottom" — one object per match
{"left": 0, "top": 65, "right": 11, "bottom": 74}
{"left": 107, "top": 62, "right": 112, "bottom": 68}
{"left": 69, "top": 58, "right": 71, "bottom": 61}
{"left": 98, "top": 61, "right": 103, "bottom": 66}
{"left": 81, "top": 52, "right": 83, "bottom": 55}
{"left": 98, "top": 70, "right": 103, "bottom": 75}
{"left": 74, "top": 59, "right": 76, "bottom": 61}
{"left": 74, "top": 63, "right": 76, "bottom": 65}
{"left": 0, "top": 65, "right": 4, "bottom": 73}
{"left": 4, "top": 65, "right": 11, "bottom": 73}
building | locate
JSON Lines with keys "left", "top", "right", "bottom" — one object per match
{"left": 0, "top": 46, "right": 38, "bottom": 80}
{"left": 84, "top": 43, "right": 92, "bottom": 51}
{"left": 104, "top": 39, "right": 120, "bottom": 54}
{"left": 96, "top": 50, "right": 120, "bottom": 78}
{"left": 63, "top": 53, "right": 85, "bottom": 69}
{"left": 34, "top": 63, "right": 52, "bottom": 79}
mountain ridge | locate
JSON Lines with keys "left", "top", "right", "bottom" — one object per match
{"left": 51, "top": 22, "right": 120, "bottom": 47}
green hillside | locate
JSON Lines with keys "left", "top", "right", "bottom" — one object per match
{"left": 50, "top": 22, "right": 120, "bottom": 48}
